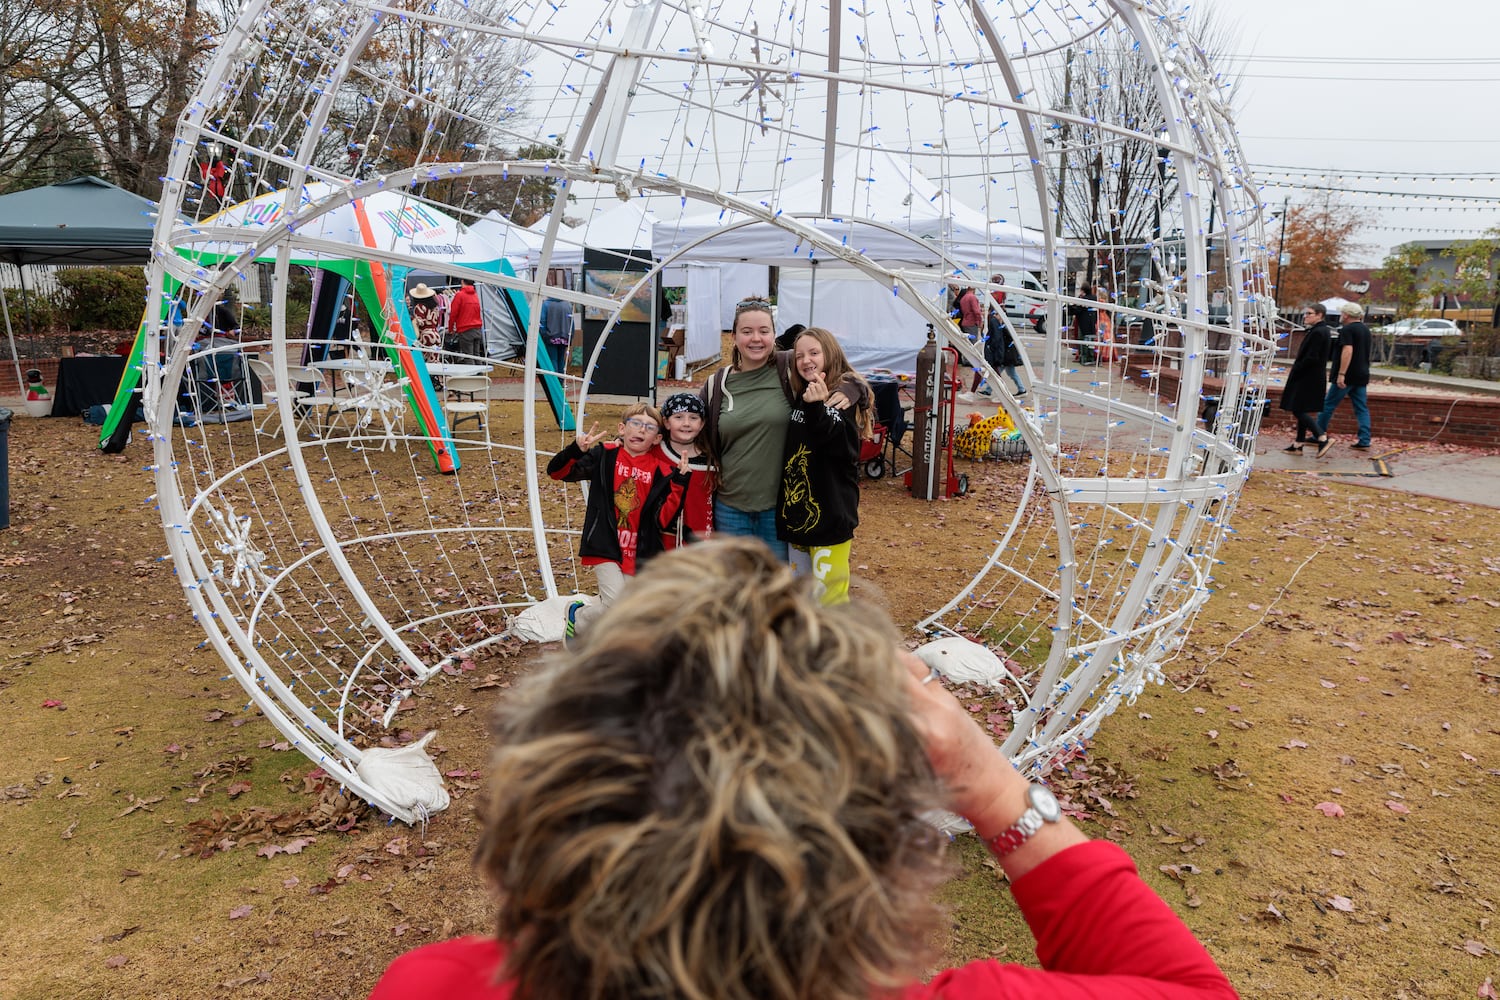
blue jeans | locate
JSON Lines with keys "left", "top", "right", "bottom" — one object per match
{"left": 713, "top": 499, "right": 788, "bottom": 561}
{"left": 1316, "top": 384, "right": 1371, "bottom": 445}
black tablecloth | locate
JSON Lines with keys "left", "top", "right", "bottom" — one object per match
{"left": 51, "top": 356, "right": 128, "bottom": 417}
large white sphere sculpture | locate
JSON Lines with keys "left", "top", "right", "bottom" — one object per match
{"left": 134, "top": 0, "right": 1274, "bottom": 822}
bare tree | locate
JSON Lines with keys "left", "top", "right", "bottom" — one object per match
{"left": 5, "top": 0, "right": 223, "bottom": 197}
{"left": 1044, "top": 12, "right": 1241, "bottom": 298}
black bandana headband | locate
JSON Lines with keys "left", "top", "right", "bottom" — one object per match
{"left": 661, "top": 393, "right": 705, "bottom": 420}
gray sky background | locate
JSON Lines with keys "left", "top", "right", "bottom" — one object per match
{"left": 1220, "top": 0, "right": 1499, "bottom": 265}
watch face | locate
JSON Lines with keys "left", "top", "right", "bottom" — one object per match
{"left": 1028, "top": 784, "right": 1063, "bottom": 823}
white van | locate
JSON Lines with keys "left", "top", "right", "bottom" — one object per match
{"left": 996, "top": 272, "right": 1048, "bottom": 334}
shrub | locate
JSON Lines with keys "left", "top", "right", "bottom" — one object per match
{"left": 4, "top": 289, "right": 62, "bottom": 332}
{"left": 55, "top": 267, "right": 147, "bottom": 331}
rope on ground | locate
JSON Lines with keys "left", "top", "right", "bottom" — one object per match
{"left": 1174, "top": 542, "right": 1325, "bottom": 694}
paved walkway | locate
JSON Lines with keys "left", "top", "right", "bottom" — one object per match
{"left": 1367, "top": 364, "right": 1500, "bottom": 397}
{"left": 1252, "top": 439, "right": 1500, "bottom": 509}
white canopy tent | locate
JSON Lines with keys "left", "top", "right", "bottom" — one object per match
{"left": 651, "top": 149, "right": 1048, "bottom": 372}
{"left": 466, "top": 211, "right": 545, "bottom": 274}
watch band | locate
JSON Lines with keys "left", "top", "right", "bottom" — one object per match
{"left": 985, "top": 784, "right": 1062, "bottom": 858}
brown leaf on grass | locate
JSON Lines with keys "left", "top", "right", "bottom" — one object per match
{"left": 228, "top": 904, "right": 253, "bottom": 920}
{"left": 1479, "top": 976, "right": 1497, "bottom": 999}
{"left": 102, "top": 926, "right": 141, "bottom": 943}
{"left": 225, "top": 781, "right": 252, "bottom": 799}
{"left": 204, "top": 709, "right": 227, "bottom": 722}
{"left": 104, "top": 956, "right": 128, "bottom": 969}
{"left": 61, "top": 820, "right": 78, "bottom": 839}
{"left": 1314, "top": 802, "right": 1346, "bottom": 818}
{"left": 1463, "top": 940, "right": 1490, "bottom": 957}
{"left": 384, "top": 836, "right": 409, "bottom": 856}
{"left": 182, "top": 773, "right": 367, "bottom": 859}
{"left": 116, "top": 794, "right": 163, "bottom": 817}
{"left": 1386, "top": 800, "right": 1412, "bottom": 815}
{"left": 1327, "top": 895, "right": 1354, "bottom": 912}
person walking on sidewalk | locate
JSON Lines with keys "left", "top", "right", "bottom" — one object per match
{"left": 1279, "top": 304, "right": 1332, "bottom": 456}
{"left": 1317, "top": 302, "right": 1373, "bottom": 452}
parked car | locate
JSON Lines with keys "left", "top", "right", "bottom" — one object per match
{"left": 1378, "top": 317, "right": 1462, "bottom": 366}
{"left": 999, "top": 271, "right": 1049, "bottom": 334}
{"left": 1378, "top": 317, "right": 1459, "bottom": 339}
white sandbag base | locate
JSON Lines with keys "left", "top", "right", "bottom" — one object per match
{"left": 914, "top": 636, "right": 1009, "bottom": 688}
{"left": 509, "top": 593, "right": 597, "bottom": 644}
{"left": 354, "top": 731, "right": 450, "bottom": 822}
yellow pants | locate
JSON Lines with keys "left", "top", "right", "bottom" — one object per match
{"left": 790, "top": 541, "right": 852, "bottom": 606}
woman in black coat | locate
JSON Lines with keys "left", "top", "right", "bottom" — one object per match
{"left": 1280, "top": 304, "right": 1333, "bottom": 456}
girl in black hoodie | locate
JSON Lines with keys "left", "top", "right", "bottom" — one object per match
{"left": 776, "top": 328, "right": 872, "bottom": 605}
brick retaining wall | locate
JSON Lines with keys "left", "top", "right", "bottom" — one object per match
{"left": 1150, "top": 367, "right": 1500, "bottom": 449}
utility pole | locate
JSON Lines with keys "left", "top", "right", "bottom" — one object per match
{"left": 1054, "top": 48, "right": 1074, "bottom": 240}
{"left": 1273, "top": 196, "right": 1289, "bottom": 314}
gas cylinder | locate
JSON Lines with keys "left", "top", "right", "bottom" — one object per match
{"left": 910, "top": 326, "right": 942, "bottom": 500}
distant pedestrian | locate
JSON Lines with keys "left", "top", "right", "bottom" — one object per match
{"left": 539, "top": 294, "right": 573, "bottom": 374}
{"left": 447, "top": 278, "right": 486, "bottom": 362}
{"left": 1317, "top": 302, "right": 1373, "bottom": 452}
{"left": 1279, "top": 304, "right": 1332, "bottom": 456}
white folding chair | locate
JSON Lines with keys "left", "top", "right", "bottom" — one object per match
{"left": 286, "top": 365, "right": 340, "bottom": 437}
{"left": 443, "top": 373, "right": 492, "bottom": 438}
{"left": 245, "top": 358, "right": 311, "bottom": 438}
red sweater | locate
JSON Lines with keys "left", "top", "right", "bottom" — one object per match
{"left": 367, "top": 841, "right": 1238, "bottom": 999}
{"left": 448, "top": 284, "right": 483, "bottom": 333}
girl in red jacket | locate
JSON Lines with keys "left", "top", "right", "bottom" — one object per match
{"left": 657, "top": 392, "right": 714, "bottom": 548}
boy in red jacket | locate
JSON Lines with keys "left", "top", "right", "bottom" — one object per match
{"left": 546, "top": 403, "right": 682, "bottom": 635}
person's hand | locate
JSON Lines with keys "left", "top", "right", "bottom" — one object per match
{"left": 826, "top": 389, "right": 851, "bottom": 410}
{"left": 575, "top": 422, "right": 608, "bottom": 450}
{"left": 900, "top": 652, "right": 1020, "bottom": 826}
{"left": 1336, "top": 375, "right": 1346, "bottom": 388}
{"left": 677, "top": 452, "right": 691, "bottom": 475}
{"left": 803, "top": 372, "right": 829, "bottom": 403}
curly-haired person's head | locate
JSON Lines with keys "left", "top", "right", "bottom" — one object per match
{"left": 476, "top": 538, "right": 949, "bottom": 1000}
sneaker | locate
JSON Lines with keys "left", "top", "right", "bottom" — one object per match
{"left": 1282, "top": 443, "right": 1303, "bottom": 454}
{"left": 563, "top": 600, "right": 585, "bottom": 642}
{"left": 1013, "top": 387, "right": 1027, "bottom": 396}
{"left": 1350, "top": 442, "right": 1371, "bottom": 451}
{"left": 1315, "top": 438, "right": 1334, "bottom": 458}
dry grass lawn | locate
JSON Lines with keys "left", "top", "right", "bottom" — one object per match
{"left": 1, "top": 412, "right": 1497, "bottom": 999}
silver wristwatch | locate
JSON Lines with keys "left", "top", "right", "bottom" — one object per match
{"left": 986, "top": 784, "right": 1063, "bottom": 857}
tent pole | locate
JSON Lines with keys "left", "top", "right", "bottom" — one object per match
{"left": 16, "top": 264, "right": 36, "bottom": 358}
{"left": 1, "top": 283, "right": 22, "bottom": 396}
{"left": 807, "top": 258, "right": 819, "bottom": 326}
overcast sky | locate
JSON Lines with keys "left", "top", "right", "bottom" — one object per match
{"left": 1218, "top": 0, "right": 1499, "bottom": 265}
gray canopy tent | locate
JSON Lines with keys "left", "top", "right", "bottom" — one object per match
{"left": 0, "top": 176, "right": 158, "bottom": 392}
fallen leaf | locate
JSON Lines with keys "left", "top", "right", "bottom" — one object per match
{"left": 228, "top": 904, "right": 253, "bottom": 920}
{"left": 1386, "top": 800, "right": 1412, "bottom": 815}
{"left": 1327, "top": 895, "right": 1354, "bottom": 912}
{"left": 41, "top": 699, "right": 66, "bottom": 710}
{"left": 1464, "top": 940, "right": 1488, "bottom": 957}
{"left": 204, "top": 709, "right": 227, "bottom": 722}
{"left": 1314, "top": 802, "right": 1345, "bottom": 818}
{"left": 1280, "top": 739, "right": 1310, "bottom": 750}
{"left": 104, "top": 956, "right": 128, "bottom": 969}
{"left": 225, "top": 781, "right": 252, "bottom": 799}
{"left": 1479, "top": 976, "right": 1497, "bottom": 999}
